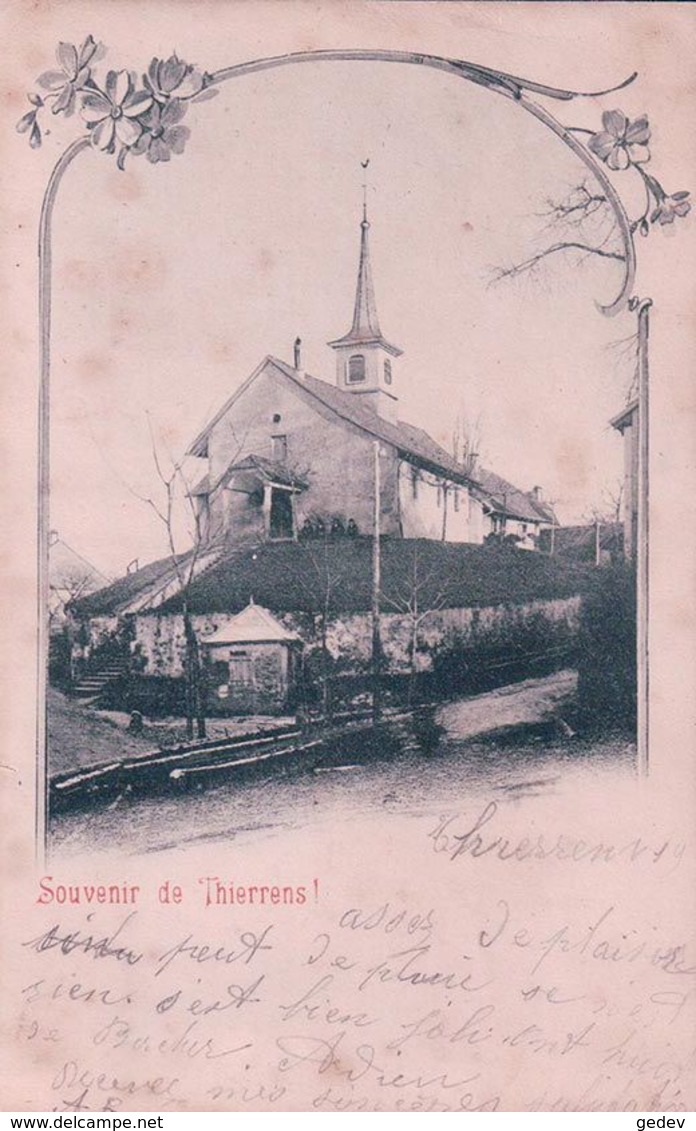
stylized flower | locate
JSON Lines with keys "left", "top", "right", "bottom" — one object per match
{"left": 37, "top": 36, "right": 99, "bottom": 116}
{"left": 144, "top": 54, "right": 204, "bottom": 103}
{"left": 650, "top": 190, "right": 691, "bottom": 226}
{"left": 588, "top": 110, "right": 650, "bottom": 170}
{"left": 131, "top": 100, "right": 190, "bottom": 163}
{"left": 81, "top": 70, "right": 152, "bottom": 151}
{"left": 16, "top": 93, "right": 44, "bottom": 147}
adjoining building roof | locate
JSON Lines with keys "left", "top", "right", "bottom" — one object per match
{"left": 609, "top": 398, "right": 639, "bottom": 434}
{"left": 473, "top": 469, "right": 558, "bottom": 525}
{"left": 69, "top": 553, "right": 188, "bottom": 618}
{"left": 204, "top": 601, "right": 300, "bottom": 645}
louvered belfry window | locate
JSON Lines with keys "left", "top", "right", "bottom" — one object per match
{"left": 347, "top": 354, "right": 366, "bottom": 384}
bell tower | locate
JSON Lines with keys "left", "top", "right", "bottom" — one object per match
{"left": 328, "top": 195, "right": 402, "bottom": 421}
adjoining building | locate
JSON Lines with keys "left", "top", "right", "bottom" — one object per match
{"left": 610, "top": 398, "right": 639, "bottom": 561}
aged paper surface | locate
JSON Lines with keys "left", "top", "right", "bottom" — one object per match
{"left": 2, "top": 0, "right": 695, "bottom": 1114}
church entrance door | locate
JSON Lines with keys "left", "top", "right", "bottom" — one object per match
{"left": 269, "top": 487, "right": 294, "bottom": 540}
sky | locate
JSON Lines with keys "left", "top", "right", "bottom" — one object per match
{"left": 46, "top": 56, "right": 640, "bottom": 577}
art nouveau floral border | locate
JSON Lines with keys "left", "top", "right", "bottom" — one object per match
{"left": 18, "top": 38, "right": 692, "bottom": 851}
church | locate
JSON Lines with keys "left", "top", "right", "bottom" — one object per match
{"left": 70, "top": 205, "right": 558, "bottom": 635}
{"left": 185, "top": 203, "right": 555, "bottom": 554}
{"left": 66, "top": 208, "right": 570, "bottom": 713}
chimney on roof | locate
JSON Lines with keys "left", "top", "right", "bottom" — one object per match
{"left": 293, "top": 337, "right": 302, "bottom": 372}
{"left": 531, "top": 485, "right": 543, "bottom": 502}
{"left": 468, "top": 451, "right": 480, "bottom": 478}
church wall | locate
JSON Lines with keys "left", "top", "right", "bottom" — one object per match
{"left": 206, "top": 366, "right": 401, "bottom": 540}
{"left": 398, "top": 463, "right": 474, "bottom": 543}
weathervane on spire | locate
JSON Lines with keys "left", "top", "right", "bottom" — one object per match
{"left": 361, "top": 157, "right": 370, "bottom": 225}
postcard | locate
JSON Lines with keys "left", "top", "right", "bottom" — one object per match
{"left": 2, "top": 0, "right": 695, "bottom": 1114}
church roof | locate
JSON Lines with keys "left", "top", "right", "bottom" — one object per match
{"left": 271, "top": 357, "right": 473, "bottom": 485}
{"left": 187, "top": 356, "right": 550, "bottom": 520}
{"left": 327, "top": 209, "right": 402, "bottom": 357}
{"left": 203, "top": 601, "right": 300, "bottom": 645}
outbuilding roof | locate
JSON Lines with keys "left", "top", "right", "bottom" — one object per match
{"left": 203, "top": 601, "right": 300, "bottom": 645}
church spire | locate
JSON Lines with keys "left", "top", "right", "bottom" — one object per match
{"left": 348, "top": 195, "right": 382, "bottom": 340}
{"left": 328, "top": 192, "right": 402, "bottom": 357}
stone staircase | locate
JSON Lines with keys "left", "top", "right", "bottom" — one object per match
{"left": 71, "top": 659, "right": 129, "bottom": 703}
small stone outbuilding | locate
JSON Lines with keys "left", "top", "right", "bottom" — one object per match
{"left": 202, "top": 600, "right": 302, "bottom": 715}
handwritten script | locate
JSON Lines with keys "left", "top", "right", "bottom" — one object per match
{"left": 10, "top": 800, "right": 695, "bottom": 1111}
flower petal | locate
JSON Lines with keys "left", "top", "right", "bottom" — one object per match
{"left": 164, "top": 124, "right": 190, "bottom": 154}
{"left": 73, "top": 65, "right": 92, "bottom": 90}
{"left": 191, "top": 86, "right": 219, "bottom": 103}
{"left": 673, "top": 199, "right": 691, "bottom": 217}
{"left": 627, "top": 143, "right": 650, "bottom": 165}
{"left": 139, "top": 103, "right": 161, "bottom": 130}
{"left": 81, "top": 92, "right": 112, "bottom": 123}
{"left": 105, "top": 69, "right": 119, "bottom": 99}
{"left": 112, "top": 70, "right": 132, "bottom": 106}
{"left": 588, "top": 131, "right": 616, "bottom": 162}
{"left": 57, "top": 41, "right": 78, "bottom": 78}
{"left": 624, "top": 115, "right": 650, "bottom": 145}
{"left": 159, "top": 54, "right": 187, "bottom": 92}
{"left": 115, "top": 115, "right": 143, "bottom": 148}
{"left": 91, "top": 117, "right": 116, "bottom": 150}
{"left": 161, "top": 98, "right": 186, "bottom": 126}
{"left": 174, "top": 69, "right": 204, "bottom": 98}
{"left": 601, "top": 109, "right": 627, "bottom": 139}
{"left": 607, "top": 146, "right": 630, "bottom": 171}
{"left": 30, "top": 121, "right": 42, "bottom": 148}
{"left": 38, "top": 70, "right": 67, "bottom": 91}
{"left": 78, "top": 35, "right": 98, "bottom": 68}
{"left": 52, "top": 84, "right": 75, "bottom": 115}
{"left": 148, "top": 137, "right": 171, "bottom": 163}
{"left": 16, "top": 110, "right": 36, "bottom": 133}
{"left": 671, "top": 191, "right": 690, "bottom": 201}
{"left": 123, "top": 89, "right": 153, "bottom": 117}
{"left": 131, "top": 133, "right": 150, "bottom": 156}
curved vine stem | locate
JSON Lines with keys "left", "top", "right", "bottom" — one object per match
{"left": 36, "top": 134, "right": 91, "bottom": 859}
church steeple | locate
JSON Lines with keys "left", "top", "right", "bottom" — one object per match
{"left": 328, "top": 194, "right": 402, "bottom": 420}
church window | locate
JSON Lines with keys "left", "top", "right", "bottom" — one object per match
{"left": 454, "top": 489, "right": 460, "bottom": 513}
{"left": 272, "top": 434, "right": 287, "bottom": 462}
{"left": 347, "top": 355, "right": 366, "bottom": 384}
{"left": 384, "top": 359, "right": 392, "bottom": 385}
{"left": 272, "top": 413, "right": 281, "bottom": 424}
{"left": 437, "top": 484, "right": 443, "bottom": 508}
{"left": 411, "top": 466, "right": 419, "bottom": 499}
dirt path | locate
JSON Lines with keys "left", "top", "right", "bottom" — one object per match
{"left": 434, "top": 669, "right": 577, "bottom": 739}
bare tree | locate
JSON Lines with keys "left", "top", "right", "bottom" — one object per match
{"left": 382, "top": 543, "right": 454, "bottom": 705}
{"left": 491, "top": 179, "right": 625, "bottom": 285}
{"left": 451, "top": 409, "right": 483, "bottom": 477}
{"left": 297, "top": 532, "right": 351, "bottom": 718}
{"left": 133, "top": 419, "right": 209, "bottom": 740}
